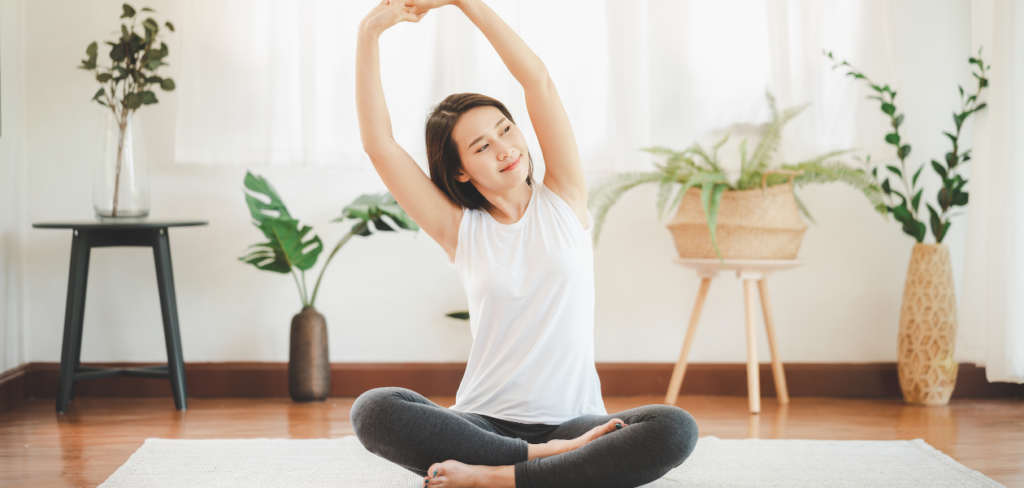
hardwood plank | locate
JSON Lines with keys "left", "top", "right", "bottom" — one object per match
{"left": 0, "top": 396, "right": 1020, "bottom": 487}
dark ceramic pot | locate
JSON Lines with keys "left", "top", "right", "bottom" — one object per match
{"left": 289, "top": 306, "right": 330, "bottom": 402}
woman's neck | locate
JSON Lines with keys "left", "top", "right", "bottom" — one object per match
{"left": 480, "top": 182, "right": 533, "bottom": 225}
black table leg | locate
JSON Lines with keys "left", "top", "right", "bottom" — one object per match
{"left": 57, "top": 230, "right": 91, "bottom": 413}
{"left": 152, "top": 228, "right": 188, "bottom": 410}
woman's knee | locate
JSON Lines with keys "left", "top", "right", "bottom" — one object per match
{"left": 649, "top": 405, "right": 699, "bottom": 467}
{"left": 350, "top": 387, "right": 415, "bottom": 440}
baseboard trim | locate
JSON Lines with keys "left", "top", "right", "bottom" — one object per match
{"left": 11, "top": 361, "right": 1021, "bottom": 400}
{"left": 0, "top": 363, "right": 32, "bottom": 412}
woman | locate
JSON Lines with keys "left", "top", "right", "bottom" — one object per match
{"left": 352, "top": 1, "right": 698, "bottom": 487}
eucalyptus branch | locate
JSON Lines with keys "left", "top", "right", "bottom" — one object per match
{"left": 825, "top": 50, "right": 926, "bottom": 242}
{"left": 926, "top": 48, "right": 990, "bottom": 243}
{"left": 79, "top": 3, "right": 177, "bottom": 217}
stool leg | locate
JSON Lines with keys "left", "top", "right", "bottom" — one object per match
{"left": 743, "top": 279, "right": 760, "bottom": 414}
{"left": 57, "top": 231, "right": 91, "bottom": 413}
{"left": 665, "top": 278, "right": 712, "bottom": 405}
{"left": 758, "top": 279, "right": 789, "bottom": 405}
{"left": 152, "top": 229, "right": 188, "bottom": 411}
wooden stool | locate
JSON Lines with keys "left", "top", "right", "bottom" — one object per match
{"left": 664, "top": 258, "right": 804, "bottom": 414}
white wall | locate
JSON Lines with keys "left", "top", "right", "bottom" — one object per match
{"left": 1, "top": 0, "right": 29, "bottom": 375}
{"left": 19, "top": 0, "right": 977, "bottom": 366}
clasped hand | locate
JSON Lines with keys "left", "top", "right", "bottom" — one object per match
{"left": 360, "top": 0, "right": 462, "bottom": 35}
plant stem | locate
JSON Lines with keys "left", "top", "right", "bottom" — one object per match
{"left": 112, "top": 108, "right": 128, "bottom": 217}
{"left": 309, "top": 222, "right": 365, "bottom": 308}
{"left": 291, "top": 268, "right": 307, "bottom": 307}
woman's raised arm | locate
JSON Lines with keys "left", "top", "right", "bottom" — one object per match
{"left": 356, "top": 1, "right": 463, "bottom": 257}
{"left": 445, "top": 0, "right": 589, "bottom": 225}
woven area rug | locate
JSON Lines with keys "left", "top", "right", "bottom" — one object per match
{"left": 99, "top": 436, "right": 1003, "bottom": 487}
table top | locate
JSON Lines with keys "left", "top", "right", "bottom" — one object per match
{"left": 33, "top": 220, "right": 208, "bottom": 230}
{"left": 674, "top": 258, "right": 805, "bottom": 279}
{"left": 674, "top": 258, "right": 805, "bottom": 271}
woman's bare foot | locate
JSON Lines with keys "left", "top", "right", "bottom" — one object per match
{"left": 423, "top": 460, "right": 514, "bottom": 488}
{"left": 529, "top": 418, "right": 627, "bottom": 460}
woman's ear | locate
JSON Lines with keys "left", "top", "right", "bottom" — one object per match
{"left": 456, "top": 167, "right": 471, "bottom": 183}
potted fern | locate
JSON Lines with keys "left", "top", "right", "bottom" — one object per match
{"left": 239, "top": 172, "right": 418, "bottom": 402}
{"left": 590, "top": 93, "right": 885, "bottom": 260}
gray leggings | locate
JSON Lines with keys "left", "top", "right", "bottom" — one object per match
{"left": 350, "top": 387, "right": 698, "bottom": 488}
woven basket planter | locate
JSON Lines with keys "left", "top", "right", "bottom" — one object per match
{"left": 666, "top": 182, "right": 808, "bottom": 259}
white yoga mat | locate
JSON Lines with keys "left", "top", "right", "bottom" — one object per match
{"left": 99, "top": 436, "right": 1003, "bottom": 487}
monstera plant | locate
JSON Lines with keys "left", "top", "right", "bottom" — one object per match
{"left": 238, "top": 171, "right": 418, "bottom": 402}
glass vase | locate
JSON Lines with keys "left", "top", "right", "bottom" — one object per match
{"left": 94, "top": 111, "right": 149, "bottom": 220}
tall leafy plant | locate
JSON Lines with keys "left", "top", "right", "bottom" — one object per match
{"left": 589, "top": 93, "right": 885, "bottom": 257}
{"left": 239, "top": 172, "right": 418, "bottom": 308}
{"left": 824, "top": 49, "right": 989, "bottom": 243}
{"left": 78, "top": 3, "right": 176, "bottom": 217}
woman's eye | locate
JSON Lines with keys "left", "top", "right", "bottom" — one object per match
{"left": 503, "top": 125, "right": 510, "bottom": 134}
{"left": 477, "top": 144, "right": 488, "bottom": 153}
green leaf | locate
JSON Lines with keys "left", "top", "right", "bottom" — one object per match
{"left": 943, "top": 131, "right": 957, "bottom": 147}
{"left": 143, "top": 18, "right": 159, "bottom": 32}
{"left": 139, "top": 90, "right": 158, "bottom": 105}
{"left": 121, "top": 4, "right": 136, "bottom": 18}
{"left": 243, "top": 171, "right": 292, "bottom": 231}
{"left": 881, "top": 179, "right": 891, "bottom": 195}
{"left": 110, "top": 43, "right": 126, "bottom": 62}
{"left": 886, "top": 165, "right": 902, "bottom": 178}
{"left": 446, "top": 311, "right": 470, "bottom": 320}
{"left": 353, "top": 221, "right": 372, "bottom": 236}
{"left": 975, "top": 102, "right": 988, "bottom": 112}
{"left": 141, "top": 7, "right": 155, "bottom": 12}
{"left": 240, "top": 217, "right": 323, "bottom": 273}
{"left": 372, "top": 218, "right": 393, "bottom": 231}
{"left": 927, "top": 204, "right": 944, "bottom": 242}
{"left": 701, "top": 181, "right": 727, "bottom": 260}
{"left": 160, "top": 78, "right": 175, "bottom": 91}
{"left": 912, "top": 165, "right": 923, "bottom": 186}
{"left": 898, "top": 144, "right": 911, "bottom": 159}
{"left": 270, "top": 218, "right": 322, "bottom": 271}
{"left": 894, "top": 113, "right": 904, "bottom": 128}
{"left": 165, "top": 21, "right": 175, "bottom": 32}
{"left": 930, "top": 160, "right": 947, "bottom": 181}
{"left": 96, "top": 72, "right": 112, "bottom": 83}
{"left": 892, "top": 203, "right": 913, "bottom": 225}
{"left": 912, "top": 189, "right": 923, "bottom": 213}
{"left": 125, "top": 92, "right": 143, "bottom": 109}
{"left": 945, "top": 152, "right": 958, "bottom": 168}
{"left": 881, "top": 103, "right": 896, "bottom": 115}
{"left": 885, "top": 133, "right": 900, "bottom": 145}
{"left": 334, "top": 192, "right": 419, "bottom": 233}
{"left": 91, "top": 88, "right": 105, "bottom": 101}
{"left": 86, "top": 41, "right": 98, "bottom": 57}
{"left": 952, "top": 191, "right": 968, "bottom": 206}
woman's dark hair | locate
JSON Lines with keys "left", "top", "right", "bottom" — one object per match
{"left": 426, "top": 93, "right": 533, "bottom": 209}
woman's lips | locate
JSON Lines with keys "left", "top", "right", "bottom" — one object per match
{"left": 500, "top": 156, "right": 521, "bottom": 172}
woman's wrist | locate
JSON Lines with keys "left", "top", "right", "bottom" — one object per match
{"left": 358, "top": 20, "right": 383, "bottom": 40}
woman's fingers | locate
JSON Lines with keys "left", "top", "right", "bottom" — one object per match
{"left": 404, "top": 9, "right": 428, "bottom": 23}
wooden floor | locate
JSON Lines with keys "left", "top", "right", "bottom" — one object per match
{"left": 1, "top": 396, "right": 1021, "bottom": 487}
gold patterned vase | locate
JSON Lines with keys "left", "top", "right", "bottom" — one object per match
{"left": 897, "top": 243, "right": 958, "bottom": 405}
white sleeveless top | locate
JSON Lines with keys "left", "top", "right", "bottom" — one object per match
{"left": 446, "top": 181, "right": 607, "bottom": 425}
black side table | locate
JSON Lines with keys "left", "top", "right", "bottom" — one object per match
{"left": 33, "top": 220, "right": 207, "bottom": 413}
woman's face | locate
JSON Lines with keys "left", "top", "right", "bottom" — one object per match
{"left": 451, "top": 105, "right": 530, "bottom": 195}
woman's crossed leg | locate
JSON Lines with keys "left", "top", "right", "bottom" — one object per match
{"left": 352, "top": 387, "right": 698, "bottom": 488}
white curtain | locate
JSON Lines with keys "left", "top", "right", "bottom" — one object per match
{"left": 956, "top": 0, "right": 1024, "bottom": 383}
{"left": 174, "top": 0, "right": 893, "bottom": 173}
